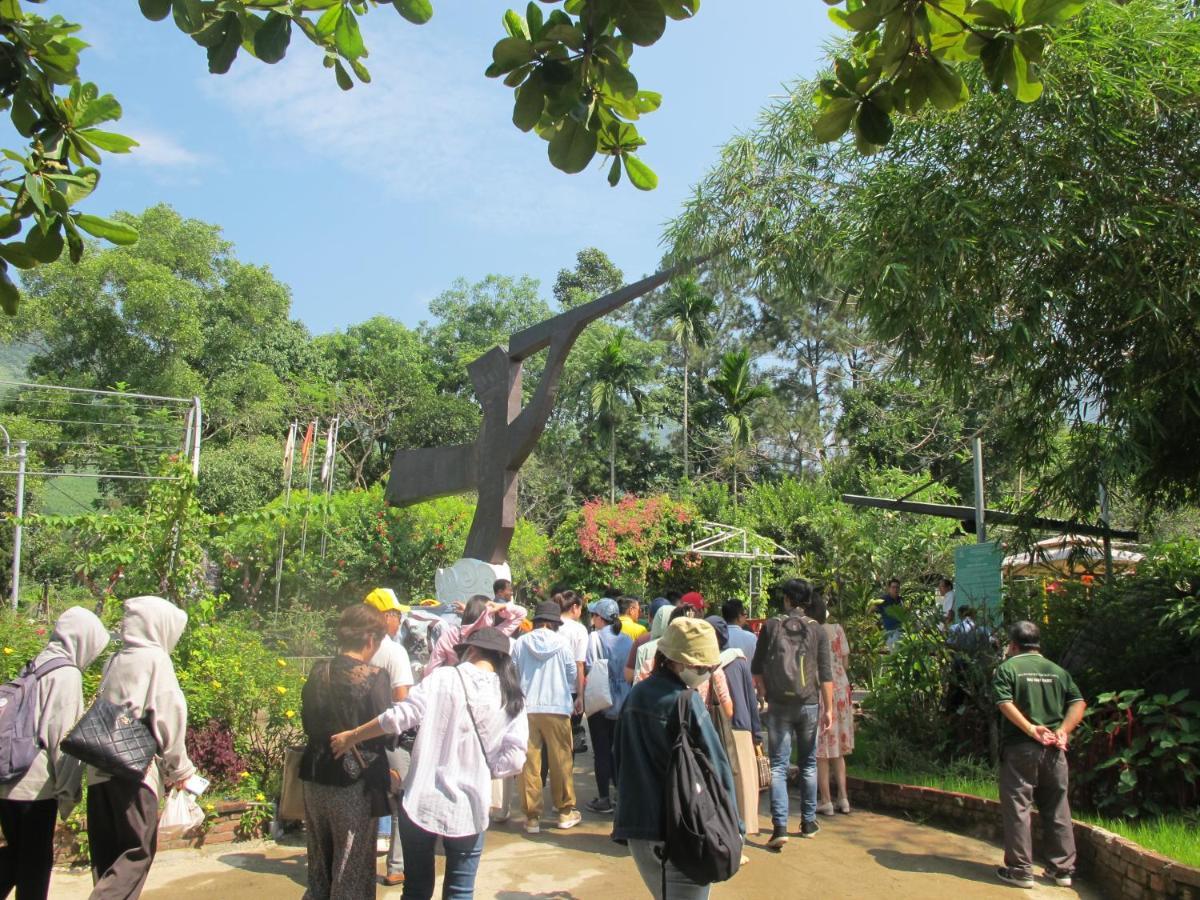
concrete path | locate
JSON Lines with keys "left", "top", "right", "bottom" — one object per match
{"left": 51, "top": 756, "right": 1101, "bottom": 899}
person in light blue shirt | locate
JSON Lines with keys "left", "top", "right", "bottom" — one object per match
{"left": 722, "top": 599, "right": 758, "bottom": 659}
{"left": 511, "top": 601, "right": 581, "bottom": 832}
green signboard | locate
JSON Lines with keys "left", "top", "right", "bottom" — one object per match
{"left": 954, "top": 541, "right": 1004, "bottom": 619}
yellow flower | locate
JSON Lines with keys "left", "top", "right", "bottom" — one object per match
{"left": 238, "top": 771, "right": 251, "bottom": 780}
{"left": 210, "top": 679, "right": 222, "bottom": 690}
{"left": 285, "top": 709, "right": 296, "bottom": 719}
{"left": 2, "top": 647, "right": 12, "bottom": 655}
{"left": 204, "top": 803, "right": 216, "bottom": 813}
{"left": 255, "top": 792, "right": 265, "bottom": 802}
{"left": 275, "top": 685, "right": 287, "bottom": 696}
{"left": 276, "top": 658, "right": 287, "bottom": 668}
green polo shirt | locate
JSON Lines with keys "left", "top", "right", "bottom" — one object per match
{"left": 993, "top": 652, "right": 1084, "bottom": 747}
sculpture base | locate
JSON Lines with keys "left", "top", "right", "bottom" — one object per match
{"left": 434, "top": 558, "right": 511, "bottom": 605}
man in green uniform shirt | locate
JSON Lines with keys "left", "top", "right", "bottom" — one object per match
{"left": 993, "top": 620, "right": 1086, "bottom": 890}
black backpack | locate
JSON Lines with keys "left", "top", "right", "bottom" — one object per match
{"left": 763, "top": 613, "right": 820, "bottom": 703}
{"left": 662, "top": 689, "right": 742, "bottom": 888}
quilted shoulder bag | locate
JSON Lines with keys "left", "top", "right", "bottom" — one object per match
{"left": 61, "top": 697, "right": 158, "bottom": 780}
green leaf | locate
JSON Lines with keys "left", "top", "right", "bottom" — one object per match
{"left": 967, "top": 0, "right": 1014, "bottom": 27}
{"left": 334, "top": 9, "right": 365, "bottom": 59}
{"left": 853, "top": 98, "right": 893, "bottom": 149}
{"left": 0, "top": 262, "right": 19, "bottom": 316}
{"left": 77, "top": 130, "right": 138, "bottom": 153}
{"left": 0, "top": 216, "right": 21, "bottom": 240}
{"left": 604, "top": 61, "right": 639, "bottom": 99}
{"left": 254, "top": 12, "right": 292, "bottom": 64}
{"left": 334, "top": 60, "right": 353, "bottom": 90}
{"left": 548, "top": 118, "right": 597, "bottom": 174}
{"left": 489, "top": 37, "right": 536, "bottom": 75}
{"left": 207, "top": 14, "right": 243, "bottom": 74}
{"left": 316, "top": 3, "right": 343, "bottom": 37}
{"left": 512, "top": 74, "right": 544, "bottom": 132}
{"left": 607, "top": 155, "right": 622, "bottom": 187}
{"left": 632, "top": 91, "right": 662, "bottom": 113}
{"left": 813, "top": 97, "right": 857, "bottom": 142}
{"left": 622, "top": 153, "right": 657, "bottom": 190}
{"left": 616, "top": 0, "right": 667, "bottom": 46}
{"left": 56, "top": 167, "right": 98, "bottom": 207}
{"left": 75, "top": 214, "right": 139, "bottom": 246}
{"left": 25, "top": 220, "right": 63, "bottom": 264}
{"left": 393, "top": 0, "right": 433, "bottom": 25}
{"left": 74, "top": 91, "right": 122, "bottom": 129}
{"left": 926, "top": 58, "right": 968, "bottom": 111}
{"left": 504, "top": 9, "right": 529, "bottom": 40}
{"left": 173, "top": 0, "right": 204, "bottom": 33}
{"left": 1021, "top": 0, "right": 1085, "bottom": 26}
{"left": 526, "top": 2, "right": 544, "bottom": 35}
{"left": 0, "top": 242, "right": 37, "bottom": 269}
{"left": 661, "top": 0, "right": 700, "bottom": 20}
{"left": 139, "top": 0, "right": 173, "bottom": 22}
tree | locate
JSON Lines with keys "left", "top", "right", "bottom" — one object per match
{"left": 419, "top": 275, "right": 551, "bottom": 395}
{"left": 0, "top": 0, "right": 1089, "bottom": 314}
{"left": 670, "top": 0, "right": 1200, "bottom": 517}
{"left": 651, "top": 276, "right": 715, "bottom": 478}
{"left": 589, "top": 329, "right": 650, "bottom": 503}
{"left": 552, "top": 248, "right": 624, "bottom": 310}
{"left": 706, "top": 348, "right": 771, "bottom": 508}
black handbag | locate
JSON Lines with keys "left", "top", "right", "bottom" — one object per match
{"left": 60, "top": 697, "right": 158, "bottom": 780}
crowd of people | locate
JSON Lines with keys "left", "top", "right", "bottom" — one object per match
{"left": 0, "top": 576, "right": 1089, "bottom": 900}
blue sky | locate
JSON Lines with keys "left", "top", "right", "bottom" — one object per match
{"left": 47, "top": 1, "right": 835, "bottom": 334}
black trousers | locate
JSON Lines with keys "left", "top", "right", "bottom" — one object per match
{"left": 0, "top": 798, "right": 57, "bottom": 900}
{"left": 88, "top": 779, "right": 159, "bottom": 900}
{"left": 587, "top": 713, "right": 617, "bottom": 800}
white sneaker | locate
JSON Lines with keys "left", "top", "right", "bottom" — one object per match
{"left": 376, "top": 837, "right": 389, "bottom": 854}
{"left": 524, "top": 818, "right": 540, "bottom": 834}
{"left": 556, "top": 810, "right": 583, "bottom": 829}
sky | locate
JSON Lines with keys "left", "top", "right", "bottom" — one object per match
{"left": 44, "top": 1, "right": 836, "bottom": 335}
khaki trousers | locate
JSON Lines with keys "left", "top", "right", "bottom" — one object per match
{"left": 522, "top": 713, "right": 575, "bottom": 819}
{"left": 999, "top": 742, "right": 1077, "bottom": 878}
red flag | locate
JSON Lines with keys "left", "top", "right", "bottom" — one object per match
{"left": 300, "top": 421, "right": 316, "bottom": 467}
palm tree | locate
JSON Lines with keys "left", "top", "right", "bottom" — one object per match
{"left": 708, "top": 348, "right": 772, "bottom": 507}
{"left": 652, "top": 277, "right": 717, "bottom": 478}
{"left": 590, "top": 329, "right": 649, "bottom": 503}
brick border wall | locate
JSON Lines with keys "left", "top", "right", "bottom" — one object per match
{"left": 847, "top": 776, "right": 1200, "bottom": 900}
{"left": 49, "top": 800, "right": 264, "bottom": 867}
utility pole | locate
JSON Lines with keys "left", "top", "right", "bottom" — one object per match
{"left": 972, "top": 436, "right": 986, "bottom": 544}
{"left": 11, "top": 440, "right": 26, "bottom": 610}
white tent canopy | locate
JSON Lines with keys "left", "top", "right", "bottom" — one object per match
{"left": 1002, "top": 533, "right": 1143, "bottom": 577}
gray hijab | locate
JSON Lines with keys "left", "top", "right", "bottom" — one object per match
{"left": 34, "top": 606, "right": 109, "bottom": 670}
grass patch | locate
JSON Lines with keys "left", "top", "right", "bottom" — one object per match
{"left": 1076, "top": 815, "right": 1200, "bottom": 869}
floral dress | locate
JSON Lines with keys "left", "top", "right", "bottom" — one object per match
{"left": 817, "top": 623, "right": 855, "bottom": 758}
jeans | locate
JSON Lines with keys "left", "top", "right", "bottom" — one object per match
{"left": 397, "top": 802, "right": 484, "bottom": 900}
{"left": 383, "top": 746, "right": 411, "bottom": 875}
{"left": 766, "top": 703, "right": 819, "bottom": 828}
{"left": 628, "top": 840, "right": 710, "bottom": 900}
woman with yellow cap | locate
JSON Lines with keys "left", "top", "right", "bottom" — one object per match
{"left": 612, "top": 618, "right": 741, "bottom": 899}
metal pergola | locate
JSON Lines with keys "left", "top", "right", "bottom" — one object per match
{"left": 676, "top": 521, "right": 797, "bottom": 602}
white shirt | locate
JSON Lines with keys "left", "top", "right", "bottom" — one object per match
{"left": 370, "top": 638, "right": 414, "bottom": 690}
{"left": 378, "top": 663, "right": 528, "bottom": 837}
{"left": 941, "top": 590, "right": 956, "bottom": 619}
{"left": 559, "top": 618, "right": 589, "bottom": 667}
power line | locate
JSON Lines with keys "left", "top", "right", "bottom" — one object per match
{"left": 13, "top": 416, "right": 184, "bottom": 432}
{"left": 17, "top": 438, "right": 181, "bottom": 452}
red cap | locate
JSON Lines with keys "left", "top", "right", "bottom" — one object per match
{"left": 679, "top": 592, "right": 706, "bottom": 613}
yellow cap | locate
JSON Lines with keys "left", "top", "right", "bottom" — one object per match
{"left": 658, "top": 619, "right": 721, "bottom": 667}
{"left": 364, "top": 588, "right": 402, "bottom": 613}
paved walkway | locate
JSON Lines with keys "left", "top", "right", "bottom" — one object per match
{"left": 51, "top": 754, "right": 1101, "bottom": 899}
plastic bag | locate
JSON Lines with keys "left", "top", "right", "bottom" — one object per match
{"left": 584, "top": 659, "right": 613, "bottom": 716}
{"left": 159, "top": 788, "right": 205, "bottom": 840}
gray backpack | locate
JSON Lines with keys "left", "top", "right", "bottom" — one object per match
{"left": 0, "top": 657, "right": 74, "bottom": 783}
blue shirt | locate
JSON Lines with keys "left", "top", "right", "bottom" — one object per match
{"left": 512, "top": 628, "right": 577, "bottom": 716}
{"left": 725, "top": 623, "right": 758, "bottom": 659}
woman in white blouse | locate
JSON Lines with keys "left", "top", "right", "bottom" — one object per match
{"left": 331, "top": 627, "right": 528, "bottom": 900}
